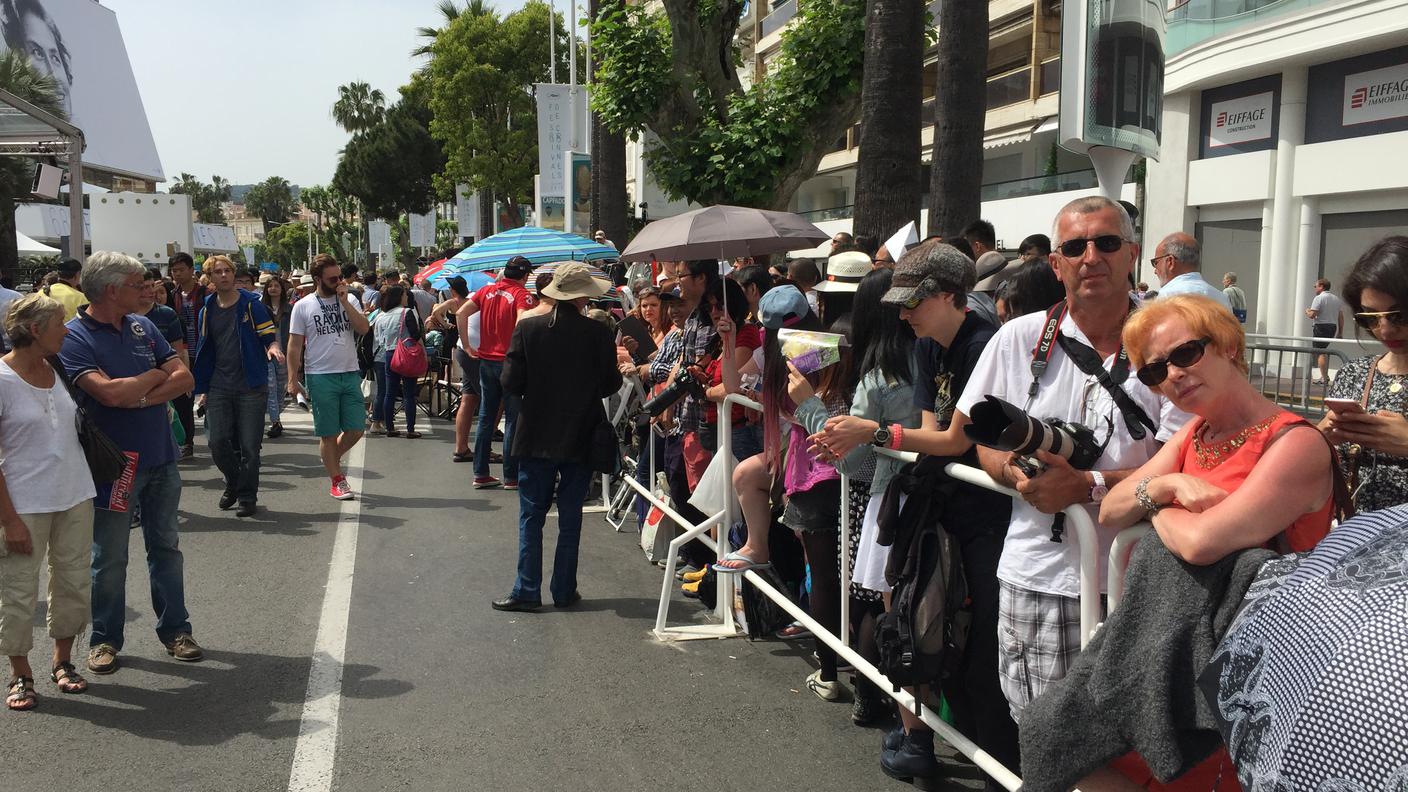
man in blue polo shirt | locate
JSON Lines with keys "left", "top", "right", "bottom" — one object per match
{"left": 59, "top": 252, "right": 203, "bottom": 676}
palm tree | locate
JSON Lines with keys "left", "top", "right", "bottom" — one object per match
{"left": 412, "top": 0, "right": 498, "bottom": 58}
{"left": 331, "top": 81, "right": 386, "bottom": 135}
{"left": 926, "top": 1, "right": 989, "bottom": 238}
{"left": 0, "top": 51, "right": 66, "bottom": 282}
{"left": 851, "top": 0, "right": 925, "bottom": 245}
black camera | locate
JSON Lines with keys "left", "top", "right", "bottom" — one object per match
{"left": 643, "top": 367, "right": 706, "bottom": 417}
{"left": 963, "top": 395, "right": 1110, "bottom": 542}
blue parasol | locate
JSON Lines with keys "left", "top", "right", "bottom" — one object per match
{"left": 441, "top": 227, "right": 619, "bottom": 275}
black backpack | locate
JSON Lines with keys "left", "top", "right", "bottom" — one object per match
{"left": 873, "top": 458, "right": 971, "bottom": 703}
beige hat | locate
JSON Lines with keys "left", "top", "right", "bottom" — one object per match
{"left": 543, "top": 262, "right": 609, "bottom": 301}
{"left": 298, "top": 273, "right": 315, "bottom": 289}
{"left": 814, "top": 251, "right": 872, "bottom": 293}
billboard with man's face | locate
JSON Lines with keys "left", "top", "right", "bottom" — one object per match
{"left": 1, "top": 0, "right": 164, "bottom": 180}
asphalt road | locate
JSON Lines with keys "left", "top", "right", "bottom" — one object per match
{"left": 7, "top": 404, "right": 988, "bottom": 792}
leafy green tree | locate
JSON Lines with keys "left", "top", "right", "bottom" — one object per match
{"left": 427, "top": 1, "right": 569, "bottom": 228}
{"left": 412, "top": 0, "right": 497, "bottom": 59}
{"left": 591, "top": 0, "right": 864, "bottom": 209}
{"left": 332, "top": 81, "right": 386, "bottom": 135}
{"left": 244, "top": 176, "right": 297, "bottom": 226}
{"left": 333, "top": 77, "right": 445, "bottom": 225}
{"left": 926, "top": 1, "right": 988, "bottom": 237}
{"left": 0, "top": 51, "right": 65, "bottom": 281}
{"left": 258, "top": 222, "right": 310, "bottom": 271}
{"left": 170, "top": 172, "right": 232, "bottom": 224}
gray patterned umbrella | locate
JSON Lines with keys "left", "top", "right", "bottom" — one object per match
{"left": 1200, "top": 505, "right": 1408, "bottom": 790}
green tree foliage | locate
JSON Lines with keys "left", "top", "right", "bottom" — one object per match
{"left": 256, "top": 222, "right": 310, "bottom": 271}
{"left": 170, "top": 172, "right": 232, "bottom": 224}
{"left": 332, "top": 81, "right": 386, "bottom": 134}
{"left": 427, "top": 1, "right": 569, "bottom": 228}
{"left": 333, "top": 77, "right": 445, "bottom": 223}
{"left": 300, "top": 184, "right": 360, "bottom": 263}
{"left": 412, "top": 0, "right": 497, "bottom": 59}
{"left": 0, "top": 51, "right": 65, "bottom": 281}
{"left": 591, "top": 0, "right": 864, "bottom": 209}
{"left": 244, "top": 176, "right": 297, "bottom": 225}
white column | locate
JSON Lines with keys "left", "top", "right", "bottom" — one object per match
{"left": 1265, "top": 66, "right": 1308, "bottom": 338}
{"left": 1292, "top": 197, "right": 1321, "bottom": 335}
{"left": 1255, "top": 199, "right": 1274, "bottom": 334}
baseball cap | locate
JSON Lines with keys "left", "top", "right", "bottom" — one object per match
{"left": 881, "top": 242, "right": 976, "bottom": 306}
{"left": 503, "top": 256, "right": 533, "bottom": 279}
{"left": 758, "top": 285, "right": 810, "bottom": 329}
{"left": 657, "top": 287, "right": 683, "bottom": 302}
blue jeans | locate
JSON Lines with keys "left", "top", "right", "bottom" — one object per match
{"left": 206, "top": 387, "right": 267, "bottom": 503}
{"left": 634, "top": 425, "right": 666, "bottom": 528}
{"left": 266, "top": 358, "right": 287, "bottom": 423}
{"left": 474, "top": 359, "right": 518, "bottom": 480}
{"left": 381, "top": 350, "right": 419, "bottom": 432}
{"left": 732, "top": 422, "right": 764, "bottom": 461}
{"left": 371, "top": 359, "right": 387, "bottom": 424}
{"left": 91, "top": 462, "right": 191, "bottom": 650}
{"left": 511, "top": 457, "right": 592, "bottom": 603}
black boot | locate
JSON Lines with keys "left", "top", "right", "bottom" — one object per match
{"left": 881, "top": 728, "right": 942, "bottom": 788}
{"left": 852, "top": 679, "right": 893, "bottom": 726}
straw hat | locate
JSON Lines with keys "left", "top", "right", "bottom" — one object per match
{"left": 542, "top": 262, "right": 609, "bottom": 301}
{"left": 814, "top": 251, "right": 871, "bottom": 293}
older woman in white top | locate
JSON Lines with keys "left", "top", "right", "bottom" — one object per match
{"left": 0, "top": 293, "right": 97, "bottom": 711}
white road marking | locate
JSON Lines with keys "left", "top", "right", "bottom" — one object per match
{"left": 287, "top": 415, "right": 367, "bottom": 792}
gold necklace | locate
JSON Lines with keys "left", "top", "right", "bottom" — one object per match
{"left": 1193, "top": 415, "right": 1278, "bottom": 469}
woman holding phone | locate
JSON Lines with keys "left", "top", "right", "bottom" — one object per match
{"left": 1321, "top": 236, "right": 1408, "bottom": 512}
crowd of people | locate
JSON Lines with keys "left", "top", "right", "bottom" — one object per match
{"left": 1, "top": 208, "right": 1405, "bottom": 791}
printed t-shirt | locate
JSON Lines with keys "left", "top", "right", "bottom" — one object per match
{"left": 289, "top": 294, "right": 360, "bottom": 374}
{"left": 956, "top": 308, "right": 1188, "bottom": 598}
{"left": 145, "top": 304, "right": 185, "bottom": 346}
{"left": 471, "top": 280, "right": 535, "bottom": 362}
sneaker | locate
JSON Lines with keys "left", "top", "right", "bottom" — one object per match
{"left": 297, "top": 394, "right": 310, "bottom": 411}
{"left": 473, "top": 476, "right": 501, "bottom": 490}
{"left": 805, "top": 669, "right": 843, "bottom": 702}
{"left": 218, "top": 491, "right": 237, "bottom": 510}
{"left": 235, "top": 501, "right": 257, "bottom": 518}
{"left": 1311, "top": 375, "right": 1325, "bottom": 385}
{"left": 681, "top": 567, "right": 709, "bottom": 583}
{"left": 86, "top": 644, "right": 119, "bottom": 675}
{"left": 164, "top": 633, "right": 204, "bottom": 662}
{"left": 503, "top": 480, "right": 518, "bottom": 491}
{"left": 267, "top": 421, "right": 283, "bottom": 439}
{"left": 676, "top": 564, "right": 703, "bottom": 581}
{"left": 852, "top": 688, "right": 892, "bottom": 726}
{"left": 330, "top": 478, "right": 354, "bottom": 501}
{"left": 181, "top": 444, "right": 194, "bottom": 460}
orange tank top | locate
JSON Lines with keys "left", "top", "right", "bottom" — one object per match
{"left": 1175, "top": 410, "right": 1333, "bottom": 553}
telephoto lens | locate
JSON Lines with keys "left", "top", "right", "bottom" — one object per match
{"left": 963, "top": 395, "right": 1107, "bottom": 470}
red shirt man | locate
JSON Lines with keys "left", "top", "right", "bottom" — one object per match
{"left": 471, "top": 271, "right": 536, "bottom": 361}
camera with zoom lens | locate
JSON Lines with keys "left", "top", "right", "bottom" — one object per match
{"left": 963, "top": 395, "right": 1110, "bottom": 542}
{"left": 643, "top": 366, "right": 706, "bottom": 417}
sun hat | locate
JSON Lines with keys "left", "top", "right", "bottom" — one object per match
{"left": 814, "top": 251, "right": 872, "bottom": 293}
{"left": 881, "top": 242, "right": 977, "bottom": 306}
{"left": 758, "top": 285, "right": 811, "bottom": 329}
{"left": 297, "top": 273, "right": 315, "bottom": 289}
{"left": 258, "top": 272, "right": 274, "bottom": 286}
{"left": 542, "top": 261, "right": 610, "bottom": 301}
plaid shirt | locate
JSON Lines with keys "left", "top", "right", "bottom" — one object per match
{"left": 675, "top": 308, "right": 718, "bottom": 435}
{"left": 649, "top": 329, "right": 684, "bottom": 387}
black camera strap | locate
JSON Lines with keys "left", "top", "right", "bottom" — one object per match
{"left": 1029, "top": 300, "right": 1156, "bottom": 441}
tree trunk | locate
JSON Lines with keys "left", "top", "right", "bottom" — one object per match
{"left": 0, "top": 191, "right": 15, "bottom": 285}
{"left": 478, "top": 189, "right": 495, "bottom": 239}
{"left": 591, "top": 0, "right": 630, "bottom": 250}
{"left": 851, "top": 0, "right": 925, "bottom": 245}
{"left": 927, "top": 1, "right": 988, "bottom": 238}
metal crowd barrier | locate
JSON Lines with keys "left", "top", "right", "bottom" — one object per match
{"left": 602, "top": 390, "right": 1160, "bottom": 790}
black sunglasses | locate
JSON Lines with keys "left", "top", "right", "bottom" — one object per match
{"left": 1136, "top": 337, "right": 1212, "bottom": 387}
{"left": 1354, "top": 310, "right": 1408, "bottom": 330}
{"left": 1058, "top": 235, "right": 1125, "bottom": 258}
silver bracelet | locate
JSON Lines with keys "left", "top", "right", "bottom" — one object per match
{"left": 1134, "top": 475, "right": 1162, "bottom": 515}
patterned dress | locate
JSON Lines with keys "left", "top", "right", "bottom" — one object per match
{"left": 1326, "top": 355, "right": 1408, "bottom": 513}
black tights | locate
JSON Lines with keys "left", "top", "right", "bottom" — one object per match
{"left": 850, "top": 597, "right": 885, "bottom": 700}
{"left": 800, "top": 530, "right": 841, "bottom": 682}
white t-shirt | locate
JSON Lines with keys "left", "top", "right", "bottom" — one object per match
{"left": 1310, "top": 291, "right": 1344, "bottom": 327}
{"left": 0, "top": 360, "right": 96, "bottom": 513}
{"left": 290, "top": 294, "right": 361, "bottom": 374}
{"left": 956, "top": 309, "right": 1190, "bottom": 599}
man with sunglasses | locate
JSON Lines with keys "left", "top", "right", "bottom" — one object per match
{"left": 1148, "top": 233, "right": 1230, "bottom": 309}
{"left": 956, "top": 195, "right": 1187, "bottom": 721}
{"left": 1306, "top": 278, "right": 1344, "bottom": 385}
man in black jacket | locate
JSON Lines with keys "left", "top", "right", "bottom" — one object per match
{"left": 492, "top": 263, "right": 623, "bottom": 611}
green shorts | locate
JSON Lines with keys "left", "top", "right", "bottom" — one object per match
{"left": 306, "top": 371, "right": 365, "bottom": 437}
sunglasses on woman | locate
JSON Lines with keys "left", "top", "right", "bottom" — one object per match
{"left": 1058, "top": 235, "right": 1126, "bottom": 258}
{"left": 1353, "top": 310, "right": 1408, "bottom": 330}
{"left": 1136, "top": 337, "right": 1212, "bottom": 387}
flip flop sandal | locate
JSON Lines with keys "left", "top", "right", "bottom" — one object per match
{"left": 452, "top": 451, "right": 474, "bottom": 463}
{"left": 6, "top": 676, "right": 36, "bottom": 711}
{"left": 712, "top": 550, "right": 772, "bottom": 574}
{"left": 50, "top": 662, "right": 88, "bottom": 694}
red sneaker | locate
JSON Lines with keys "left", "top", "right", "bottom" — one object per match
{"left": 503, "top": 480, "right": 519, "bottom": 491}
{"left": 330, "top": 478, "right": 354, "bottom": 500}
{"left": 473, "top": 476, "right": 501, "bottom": 490}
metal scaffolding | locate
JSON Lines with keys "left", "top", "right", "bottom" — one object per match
{"left": 0, "top": 87, "right": 85, "bottom": 262}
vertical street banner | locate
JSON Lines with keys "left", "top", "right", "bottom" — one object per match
{"left": 534, "top": 84, "right": 589, "bottom": 231}
{"left": 564, "top": 152, "right": 592, "bottom": 236}
{"left": 408, "top": 211, "right": 435, "bottom": 247}
{"left": 456, "top": 184, "right": 480, "bottom": 242}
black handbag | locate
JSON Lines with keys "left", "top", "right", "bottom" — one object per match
{"left": 47, "top": 357, "right": 128, "bottom": 483}
{"left": 588, "top": 408, "right": 622, "bottom": 476}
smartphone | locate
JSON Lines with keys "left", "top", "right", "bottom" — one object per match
{"left": 1324, "top": 398, "right": 1364, "bottom": 414}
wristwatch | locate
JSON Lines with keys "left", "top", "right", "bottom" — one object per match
{"left": 138, "top": 396, "right": 148, "bottom": 409}
{"left": 1134, "top": 475, "right": 1162, "bottom": 514}
{"left": 1088, "top": 470, "right": 1108, "bottom": 504}
{"left": 872, "top": 425, "right": 892, "bottom": 447}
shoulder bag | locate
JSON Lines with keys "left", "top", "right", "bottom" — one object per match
{"left": 46, "top": 357, "right": 128, "bottom": 483}
{"left": 389, "top": 309, "right": 428, "bottom": 379}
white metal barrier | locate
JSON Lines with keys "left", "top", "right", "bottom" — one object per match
{"left": 608, "top": 389, "right": 1159, "bottom": 790}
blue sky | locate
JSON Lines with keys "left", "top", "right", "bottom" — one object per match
{"left": 105, "top": 0, "right": 543, "bottom": 189}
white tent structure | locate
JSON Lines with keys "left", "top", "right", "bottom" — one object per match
{"left": 0, "top": 88, "right": 86, "bottom": 262}
{"left": 16, "top": 229, "right": 58, "bottom": 255}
